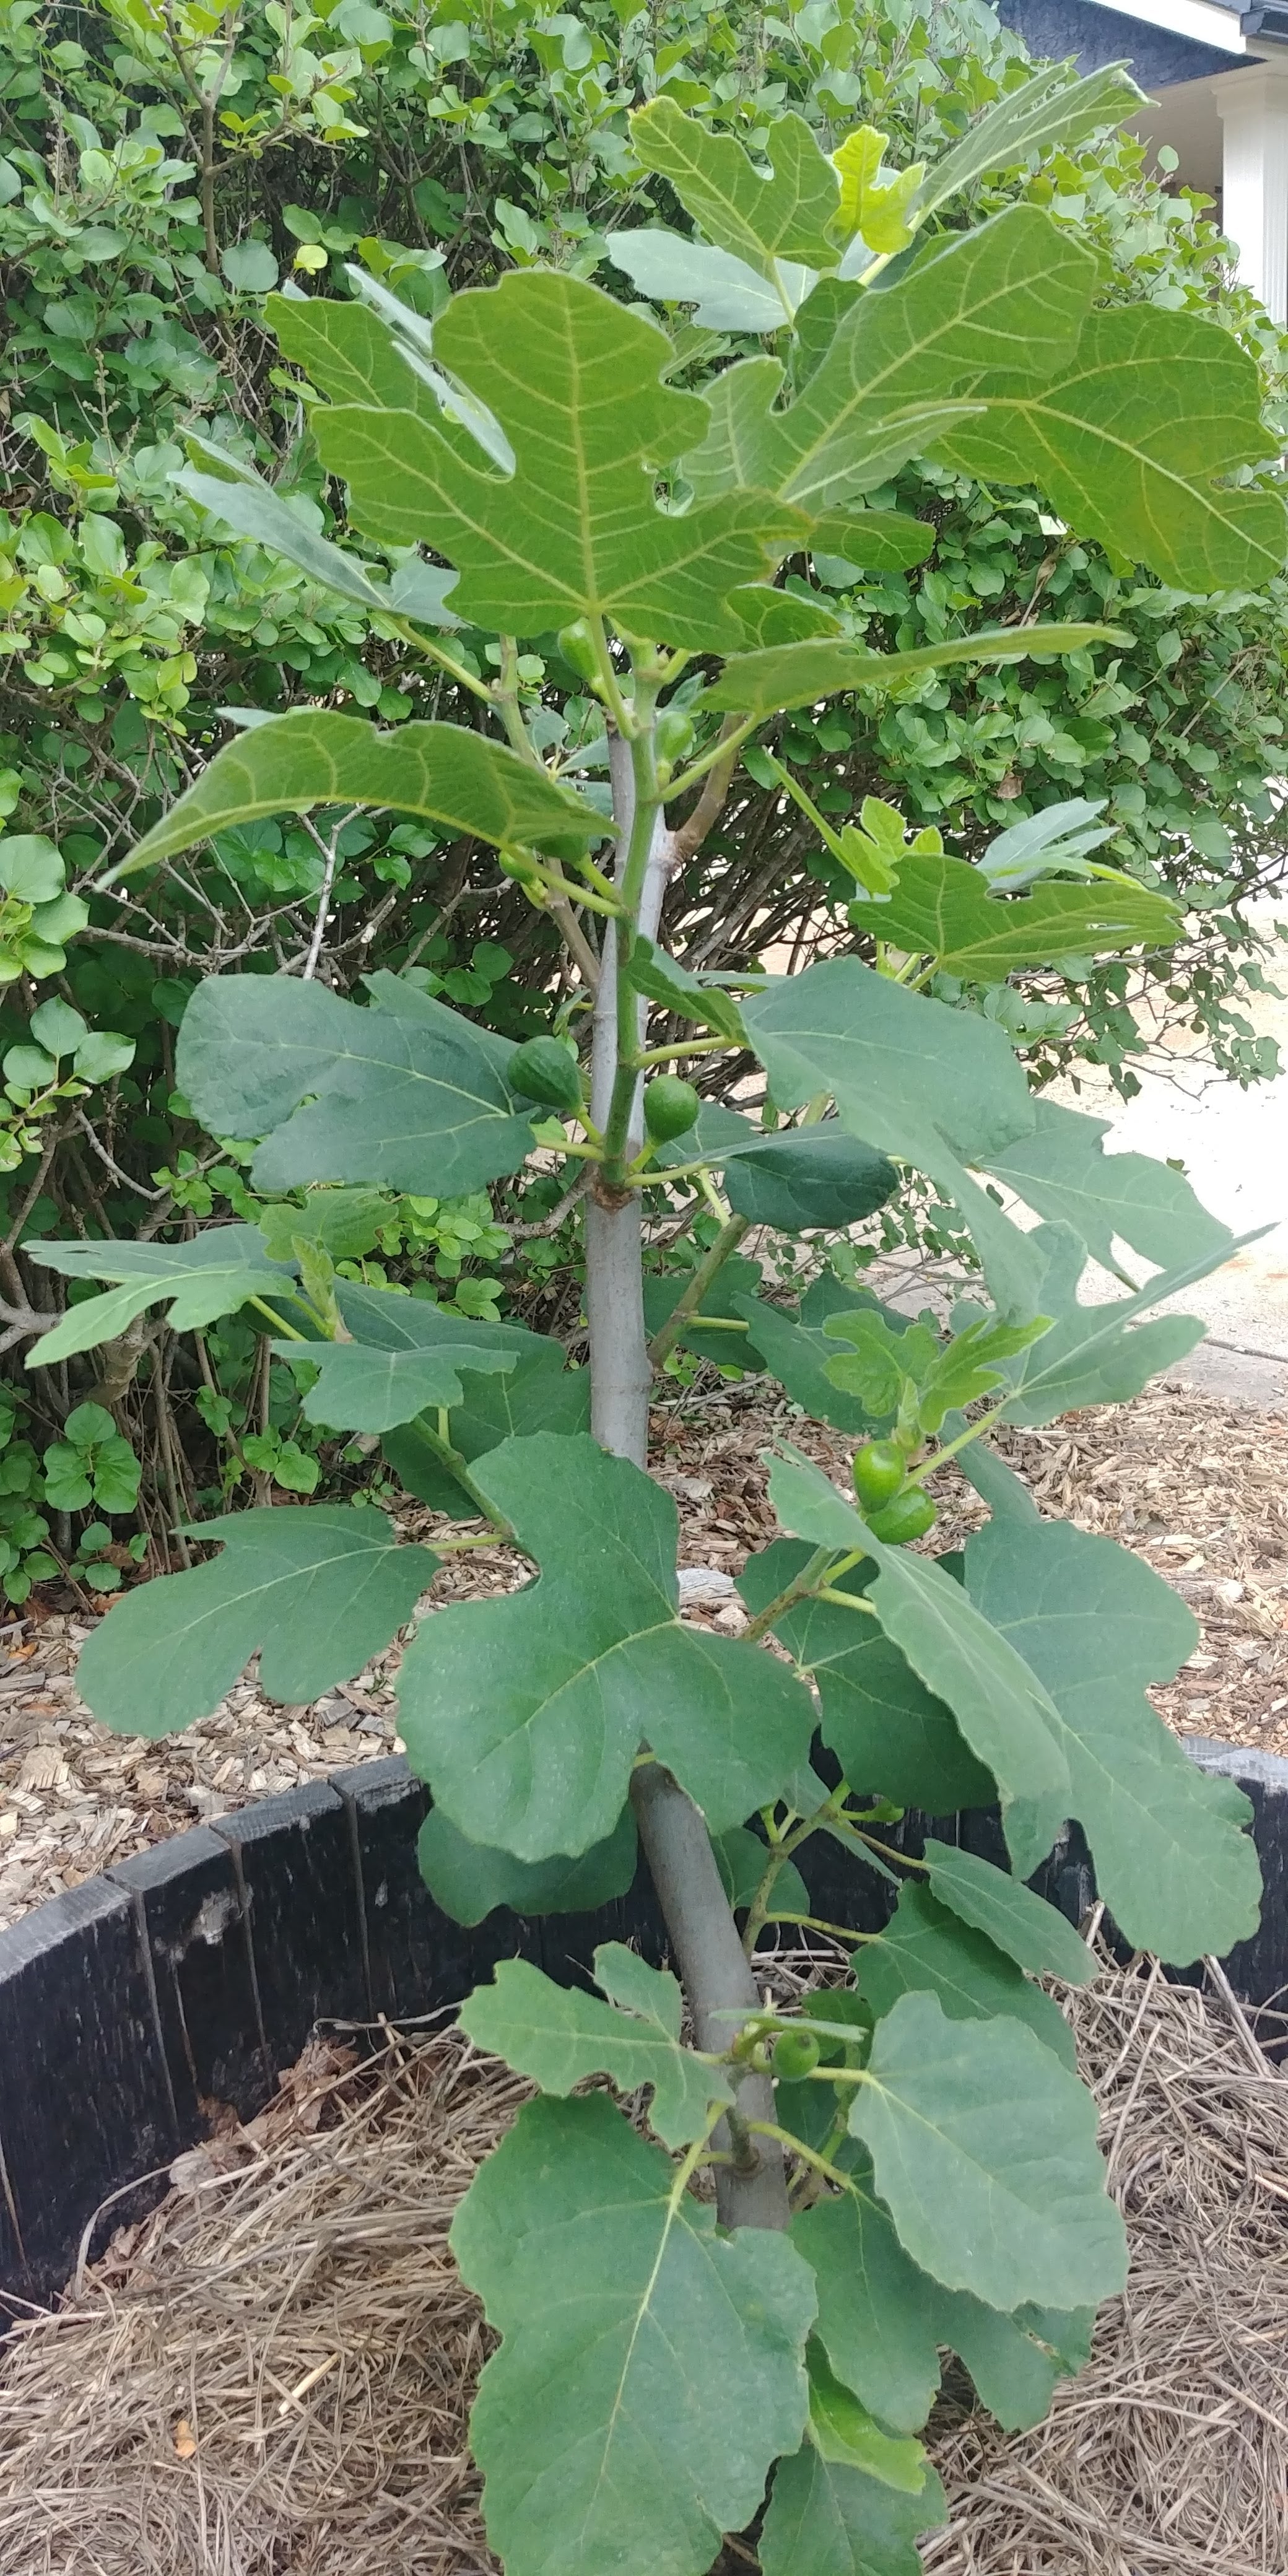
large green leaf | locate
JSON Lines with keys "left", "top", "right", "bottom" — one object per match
{"left": 276, "top": 279, "right": 518, "bottom": 476}
{"left": 965, "top": 1516, "right": 1261, "bottom": 1963}
{"left": 866, "top": 850, "right": 1179, "bottom": 973}
{"left": 176, "top": 974, "right": 537, "bottom": 1198}
{"left": 760, "top": 2442, "right": 946, "bottom": 2576}
{"left": 767, "top": 1449, "right": 1068, "bottom": 1873}
{"left": 284, "top": 1336, "right": 516, "bottom": 1435}
{"left": 682, "top": 207, "right": 1097, "bottom": 516}
{"left": 699, "top": 622, "right": 1116, "bottom": 718}
{"left": 629, "top": 98, "right": 841, "bottom": 270}
{"left": 809, "top": 508, "right": 936, "bottom": 572}
{"left": 174, "top": 437, "right": 389, "bottom": 613}
{"left": 741, "top": 955, "right": 1048, "bottom": 1316}
{"left": 981, "top": 1095, "right": 1233, "bottom": 1280}
{"left": 625, "top": 933, "right": 749, "bottom": 1043}
{"left": 606, "top": 227, "right": 799, "bottom": 333}
{"left": 737, "top": 1538, "right": 996, "bottom": 1812}
{"left": 459, "top": 1945, "right": 733, "bottom": 2147}
{"left": 937, "top": 306, "right": 1288, "bottom": 592}
{"left": 25, "top": 1227, "right": 295, "bottom": 1367}
{"left": 910, "top": 59, "right": 1143, "bottom": 222}
{"left": 76, "top": 1506, "right": 430, "bottom": 1736}
{"left": 269, "top": 289, "right": 448, "bottom": 420}
{"left": 451, "top": 2091, "right": 815, "bottom": 2576}
{"left": 734, "top": 1295, "right": 876, "bottom": 1432}
{"left": 804, "top": 2341, "right": 930, "bottom": 2491}
{"left": 651, "top": 1094, "right": 900, "bottom": 1235}
{"left": 731, "top": 587, "right": 845, "bottom": 646}
{"left": 923, "top": 1838, "right": 1097, "bottom": 1986}
{"left": 303, "top": 271, "right": 804, "bottom": 648}
{"left": 336, "top": 1279, "right": 565, "bottom": 1372}
{"left": 988, "top": 1222, "right": 1212, "bottom": 1422}
{"left": 115, "top": 710, "right": 601, "bottom": 878}
{"left": 281, "top": 1290, "right": 529, "bottom": 1433}
{"left": 817, "top": 1635, "right": 998, "bottom": 1813}
{"left": 417, "top": 1800, "right": 638, "bottom": 1926}
{"left": 855, "top": 1881, "right": 1076, "bottom": 2068}
{"left": 739, "top": 958, "right": 1035, "bottom": 1167}
{"left": 794, "top": 2188, "right": 1088, "bottom": 2439}
{"left": 723, "top": 1125, "right": 900, "bottom": 1232}
{"left": 847, "top": 1990, "right": 1127, "bottom": 2312}
{"left": 649, "top": 1092, "right": 902, "bottom": 1242}
{"left": 396, "top": 1432, "right": 816, "bottom": 1860}
{"left": 384, "top": 1328, "right": 590, "bottom": 1516}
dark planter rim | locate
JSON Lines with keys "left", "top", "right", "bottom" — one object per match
{"left": 1, "top": 1733, "right": 1286, "bottom": 2321}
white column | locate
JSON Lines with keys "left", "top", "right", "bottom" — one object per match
{"left": 1214, "top": 58, "right": 1288, "bottom": 326}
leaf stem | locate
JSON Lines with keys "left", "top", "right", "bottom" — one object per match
{"left": 903, "top": 1402, "right": 1006, "bottom": 1483}
{"left": 746, "top": 2121, "right": 863, "bottom": 2196}
{"left": 411, "top": 1421, "right": 514, "bottom": 1534}
{"left": 490, "top": 637, "right": 539, "bottom": 760}
{"left": 633, "top": 1036, "right": 734, "bottom": 1066}
{"left": 664, "top": 711, "right": 760, "bottom": 804}
{"left": 532, "top": 1133, "right": 603, "bottom": 1162}
{"left": 531, "top": 872, "right": 624, "bottom": 919}
{"left": 791, "top": 2106, "right": 854, "bottom": 2208}
{"left": 633, "top": 1152, "right": 722, "bottom": 1185}
{"left": 248, "top": 1295, "right": 308, "bottom": 1339}
{"left": 741, "top": 1838, "right": 797, "bottom": 1954}
{"left": 573, "top": 850, "right": 625, "bottom": 906}
{"left": 667, "top": 2099, "right": 732, "bottom": 2209}
{"left": 645, "top": 1212, "right": 750, "bottom": 1369}
{"left": 588, "top": 617, "right": 634, "bottom": 740}
{"left": 388, "top": 614, "right": 493, "bottom": 705}
{"left": 858, "top": 1831, "right": 928, "bottom": 1873}
{"left": 763, "top": 1912, "right": 881, "bottom": 1941}
{"left": 742, "top": 1544, "right": 837, "bottom": 1645}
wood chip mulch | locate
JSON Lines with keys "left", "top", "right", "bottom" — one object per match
{"left": 2, "top": 1960, "right": 1286, "bottom": 2574}
{"left": 0, "top": 1376, "right": 1284, "bottom": 1933}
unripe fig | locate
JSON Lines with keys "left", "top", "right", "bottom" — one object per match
{"left": 556, "top": 619, "right": 601, "bottom": 685}
{"left": 851, "top": 1438, "right": 905, "bottom": 1513}
{"left": 865, "top": 1486, "right": 937, "bottom": 1545}
{"left": 655, "top": 706, "right": 695, "bottom": 766}
{"left": 642, "top": 1075, "right": 700, "bottom": 1142}
{"left": 510, "top": 1035, "right": 583, "bottom": 1115}
{"left": 772, "top": 2027, "right": 821, "bottom": 2081}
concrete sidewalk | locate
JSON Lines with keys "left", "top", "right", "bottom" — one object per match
{"left": 1055, "top": 907, "right": 1288, "bottom": 1406}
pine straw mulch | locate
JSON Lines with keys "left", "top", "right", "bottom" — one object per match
{"left": 1, "top": 1956, "right": 1286, "bottom": 2576}
{"left": 1, "top": 1373, "right": 1286, "bottom": 1933}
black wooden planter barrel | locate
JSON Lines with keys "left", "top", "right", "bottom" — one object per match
{"left": 1, "top": 1736, "right": 1286, "bottom": 2320}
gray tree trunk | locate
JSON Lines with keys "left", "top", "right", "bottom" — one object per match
{"left": 583, "top": 734, "right": 790, "bottom": 2230}
{"left": 585, "top": 733, "right": 670, "bottom": 1468}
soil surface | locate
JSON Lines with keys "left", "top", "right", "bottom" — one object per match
{"left": 0, "top": 1375, "right": 1284, "bottom": 1933}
